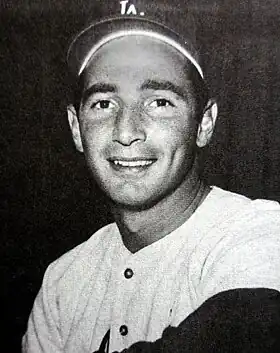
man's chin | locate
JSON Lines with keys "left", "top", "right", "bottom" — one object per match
{"left": 108, "top": 190, "right": 167, "bottom": 212}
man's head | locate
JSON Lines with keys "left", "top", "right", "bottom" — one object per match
{"left": 67, "top": 15, "right": 217, "bottom": 210}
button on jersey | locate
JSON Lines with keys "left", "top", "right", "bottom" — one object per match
{"left": 124, "top": 268, "right": 134, "bottom": 279}
{"left": 119, "top": 325, "right": 128, "bottom": 336}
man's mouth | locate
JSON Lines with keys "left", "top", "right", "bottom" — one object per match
{"left": 108, "top": 157, "right": 156, "bottom": 173}
{"left": 112, "top": 160, "right": 154, "bottom": 167}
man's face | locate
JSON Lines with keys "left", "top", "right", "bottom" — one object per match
{"left": 69, "top": 36, "right": 207, "bottom": 209}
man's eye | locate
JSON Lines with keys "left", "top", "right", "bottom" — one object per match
{"left": 91, "top": 100, "right": 114, "bottom": 109}
{"left": 150, "top": 99, "right": 174, "bottom": 108}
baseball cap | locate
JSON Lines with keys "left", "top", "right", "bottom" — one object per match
{"left": 67, "top": 0, "right": 203, "bottom": 79}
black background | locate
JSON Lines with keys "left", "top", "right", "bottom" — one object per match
{"left": 1, "top": 1, "right": 280, "bottom": 352}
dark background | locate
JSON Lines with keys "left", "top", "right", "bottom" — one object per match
{"left": 1, "top": 0, "right": 280, "bottom": 351}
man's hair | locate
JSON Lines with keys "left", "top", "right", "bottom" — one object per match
{"left": 69, "top": 63, "right": 209, "bottom": 123}
{"left": 187, "top": 65, "right": 210, "bottom": 122}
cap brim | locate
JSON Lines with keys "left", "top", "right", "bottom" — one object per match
{"left": 67, "top": 16, "right": 203, "bottom": 78}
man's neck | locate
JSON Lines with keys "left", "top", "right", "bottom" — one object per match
{"left": 111, "top": 163, "right": 210, "bottom": 253}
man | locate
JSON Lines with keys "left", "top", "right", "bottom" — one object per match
{"left": 23, "top": 1, "right": 280, "bottom": 352}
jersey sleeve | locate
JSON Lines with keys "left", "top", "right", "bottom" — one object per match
{"left": 121, "top": 288, "right": 280, "bottom": 353}
{"left": 199, "top": 204, "right": 280, "bottom": 301}
{"left": 22, "top": 263, "right": 63, "bottom": 353}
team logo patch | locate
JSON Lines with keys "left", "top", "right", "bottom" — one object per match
{"left": 120, "top": 1, "right": 145, "bottom": 16}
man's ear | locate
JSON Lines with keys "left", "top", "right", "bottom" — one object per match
{"left": 196, "top": 99, "right": 218, "bottom": 148}
{"left": 67, "top": 104, "right": 83, "bottom": 152}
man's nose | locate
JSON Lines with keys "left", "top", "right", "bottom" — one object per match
{"left": 112, "top": 106, "right": 146, "bottom": 146}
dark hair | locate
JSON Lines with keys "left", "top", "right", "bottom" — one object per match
{"left": 186, "top": 65, "right": 210, "bottom": 122}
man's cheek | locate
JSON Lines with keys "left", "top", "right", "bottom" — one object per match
{"left": 80, "top": 126, "right": 101, "bottom": 148}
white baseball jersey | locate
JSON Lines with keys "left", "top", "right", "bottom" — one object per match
{"left": 22, "top": 187, "right": 280, "bottom": 353}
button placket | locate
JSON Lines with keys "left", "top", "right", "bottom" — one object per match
{"left": 111, "top": 259, "right": 139, "bottom": 348}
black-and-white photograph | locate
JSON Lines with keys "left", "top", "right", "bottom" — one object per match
{"left": 1, "top": 1, "right": 280, "bottom": 352}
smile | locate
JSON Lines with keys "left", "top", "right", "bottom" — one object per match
{"left": 113, "top": 160, "right": 154, "bottom": 167}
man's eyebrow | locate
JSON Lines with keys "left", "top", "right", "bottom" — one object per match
{"left": 82, "top": 83, "right": 117, "bottom": 103}
{"left": 140, "top": 79, "right": 188, "bottom": 99}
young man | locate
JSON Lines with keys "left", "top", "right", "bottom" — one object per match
{"left": 23, "top": 3, "right": 280, "bottom": 353}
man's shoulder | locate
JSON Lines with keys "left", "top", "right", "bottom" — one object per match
{"left": 44, "top": 222, "right": 118, "bottom": 286}
{"left": 195, "top": 187, "right": 280, "bottom": 299}
{"left": 197, "top": 186, "right": 280, "bottom": 247}
{"left": 207, "top": 186, "right": 280, "bottom": 222}
{"left": 200, "top": 186, "right": 280, "bottom": 268}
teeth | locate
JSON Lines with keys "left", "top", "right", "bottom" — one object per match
{"left": 113, "top": 160, "right": 153, "bottom": 167}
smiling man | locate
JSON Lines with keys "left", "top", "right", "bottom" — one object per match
{"left": 68, "top": 31, "right": 215, "bottom": 254}
{"left": 23, "top": 3, "right": 280, "bottom": 353}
